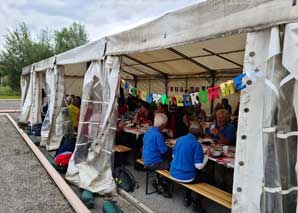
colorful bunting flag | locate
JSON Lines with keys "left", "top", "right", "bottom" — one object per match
{"left": 152, "top": 93, "right": 161, "bottom": 103}
{"left": 233, "top": 73, "right": 246, "bottom": 91}
{"left": 190, "top": 92, "right": 199, "bottom": 105}
{"left": 198, "top": 90, "right": 208, "bottom": 104}
{"left": 161, "top": 94, "right": 169, "bottom": 105}
{"left": 120, "top": 70, "right": 257, "bottom": 106}
{"left": 146, "top": 93, "right": 153, "bottom": 103}
{"left": 208, "top": 85, "right": 220, "bottom": 101}
{"left": 183, "top": 94, "right": 192, "bottom": 107}
{"left": 171, "top": 96, "right": 177, "bottom": 105}
{"left": 141, "top": 90, "right": 147, "bottom": 101}
{"left": 176, "top": 96, "right": 184, "bottom": 107}
{"left": 220, "top": 80, "right": 235, "bottom": 96}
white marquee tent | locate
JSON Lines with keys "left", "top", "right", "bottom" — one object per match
{"left": 19, "top": 0, "right": 298, "bottom": 212}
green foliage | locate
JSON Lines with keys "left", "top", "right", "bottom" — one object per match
{"left": 54, "top": 23, "right": 88, "bottom": 54}
{"left": 0, "top": 23, "right": 54, "bottom": 90}
{"left": 0, "top": 22, "right": 88, "bottom": 91}
{"left": 0, "top": 86, "right": 20, "bottom": 96}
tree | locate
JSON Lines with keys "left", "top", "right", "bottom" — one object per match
{"left": 0, "top": 22, "right": 88, "bottom": 90}
{"left": 0, "top": 23, "right": 54, "bottom": 90}
{"left": 54, "top": 22, "right": 88, "bottom": 54}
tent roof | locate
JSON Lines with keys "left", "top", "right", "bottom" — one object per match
{"left": 21, "top": 38, "right": 106, "bottom": 75}
{"left": 106, "top": 0, "right": 298, "bottom": 55}
{"left": 22, "top": 0, "right": 298, "bottom": 76}
{"left": 120, "top": 33, "right": 246, "bottom": 79}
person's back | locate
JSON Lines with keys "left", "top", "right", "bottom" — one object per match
{"left": 68, "top": 104, "right": 79, "bottom": 127}
{"left": 142, "top": 127, "right": 167, "bottom": 166}
{"left": 170, "top": 133, "right": 203, "bottom": 182}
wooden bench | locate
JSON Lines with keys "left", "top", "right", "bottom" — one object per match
{"left": 113, "top": 145, "right": 132, "bottom": 153}
{"left": 136, "top": 159, "right": 232, "bottom": 209}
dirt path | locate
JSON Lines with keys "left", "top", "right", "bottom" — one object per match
{"left": 0, "top": 116, "right": 74, "bottom": 212}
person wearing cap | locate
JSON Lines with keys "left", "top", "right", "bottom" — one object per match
{"left": 142, "top": 113, "right": 170, "bottom": 170}
{"left": 170, "top": 121, "right": 209, "bottom": 209}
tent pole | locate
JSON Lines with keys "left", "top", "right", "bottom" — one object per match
{"left": 165, "top": 76, "right": 168, "bottom": 96}
{"left": 210, "top": 72, "right": 216, "bottom": 115}
{"left": 133, "top": 76, "right": 138, "bottom": 87}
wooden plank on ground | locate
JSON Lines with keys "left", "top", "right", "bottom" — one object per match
{"left": 0, "top": 109, "right": 21, "bottom": 113}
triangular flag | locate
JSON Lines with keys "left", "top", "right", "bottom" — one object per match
{"left": 161, "top": 94, "right": 169, "bottom": 105}
{"left": 176, "top": 96, "right": 184, "bottom": 107}
{"left": 146, "top": 93, "right": 153, "bottom": 103}
{"left": 190, "top": 93, "right": 199, "bottom": 105}
{"left": 198, "top": 90, "right": 208, "bottom": 104}
{"left": 141, "top": 90, "right": 147, "bottom": 101}
{"left": 152, "top": 93, "right": 162, "bottom": 103}
{"left": 208, "top": 85, "right": 220, "bottom": 101}
{"left": 233, "top": 73, "right": 246, "bottom": 91}
{"left": 183, "top": 94, "right": 191, "bottom": 107}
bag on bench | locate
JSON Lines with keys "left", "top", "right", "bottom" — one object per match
{"left": 113, "top": 166, "right": 137, "bottom": 192}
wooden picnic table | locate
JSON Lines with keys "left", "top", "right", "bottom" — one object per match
{"left": 123, "top": 124, "right": 173, "bottom": 139}
{"left": 166, "top": 138, "right": 235, "bottom": 168}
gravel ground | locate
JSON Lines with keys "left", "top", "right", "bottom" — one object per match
{"left": 0, "top": 115, "right": 74, "bottom": 213}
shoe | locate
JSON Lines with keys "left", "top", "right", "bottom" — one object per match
{"left": 157, "top": 183, "right": 164, "bottom": 194}
{"left": 162, "top": 191, "right": 172, "bottom": 198}
{"left": 192, "top": 202, "right": 206, "bottom": 213}
{"left": 151, "top": 179, "right": 158, "bottom": 190}
{"left": 183, "top": 196, "right": 192, "bottom": 207}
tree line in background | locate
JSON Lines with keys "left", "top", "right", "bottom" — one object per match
{"left": 0, "top": 22, "right": 88, "bottom": 91}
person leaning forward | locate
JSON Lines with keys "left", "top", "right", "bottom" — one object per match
{"left": 170, "top": 121, "right": 210, "bottom": 209}
{"left": 142, "top": 113, "right": 171, "bottom": 170}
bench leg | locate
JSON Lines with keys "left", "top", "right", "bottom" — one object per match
{"left": 145, "top": 171, "right": 157, "bottom": 195}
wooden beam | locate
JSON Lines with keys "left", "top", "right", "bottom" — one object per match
{"left": 123, "top": 55, "right": 168, "bottom": 77}
{"left": 121, "top": 68, "right": 136, "bottom": 78}
{"left": 167, "top": 48, "right": 214, "bottom": 72}
{"left": 126, "top": 49, "right": 245, "bottom": 67}
{"left": 64, "top": 75, "right": 84, "bottom": 79}
{"left": 122, "top": 63, "right": 152, "bottom": 76}
{"left": 2, "top": 114, "right": 90, "bottom": 213}
{"left": 202, "top": 48, "right": 243, "bottom": 68}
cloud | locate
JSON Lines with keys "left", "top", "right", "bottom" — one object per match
{"left": 0, "top": 0, "right": 205, "bottom": 49}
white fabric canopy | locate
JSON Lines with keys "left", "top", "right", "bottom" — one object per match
{"left": 56, "top": 38, "right": 106, "bottom": 65}
{"left": 106, "top": 0, "right": 298, "bottom": 55}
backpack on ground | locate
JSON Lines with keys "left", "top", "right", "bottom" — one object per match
{"left": 113, "top": 166, "right": 137, "bottom": 192}
{"left": 55, "top": 134, "right": 76, "bottom": 156}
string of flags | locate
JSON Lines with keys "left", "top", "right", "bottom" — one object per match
{"left": 121, "top": 71, "right": 263, "bottom": 106}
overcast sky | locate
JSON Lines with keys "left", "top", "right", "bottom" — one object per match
{"left": 0, "top": 0, "right": 205, "bottom": 50}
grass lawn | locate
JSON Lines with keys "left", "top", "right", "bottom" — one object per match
{"left": 0, "top": 95, "right": 21, "bottom": 99}
{"left": 0, "top": 86, "right": 21, "bottom": 99}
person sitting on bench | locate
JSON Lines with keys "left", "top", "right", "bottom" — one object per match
{"left": 170, "top": 120, "right": 209, "bottom": 209}
{"left": 142, "top": 113, "right": 171, "bottom": 170}
{"left": 142, "top": 113, "right": 172, "bottom": 197}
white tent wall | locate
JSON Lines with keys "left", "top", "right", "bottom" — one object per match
{"left": 233, "top": 23, "right": 298, "bottom": 212}
{"left": 28, "top": 71, "right": 45, "bottom": 126}
{"left": 106, "top": 0, "right": 298, "bottom": 55}
{"left": 66, "top": 56, "right": 120, "bottom": 194}
{"left": 46, "top": 65, "right": 66, "bottom": 150}
{"left": 20, "top": 73, "right": 30, "bottom": 108}
{"left": 19, "top": 67, "right": 34, "bottom": 123}
{"left": 64, "top": 63, "right": 87, "bottom": 96}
